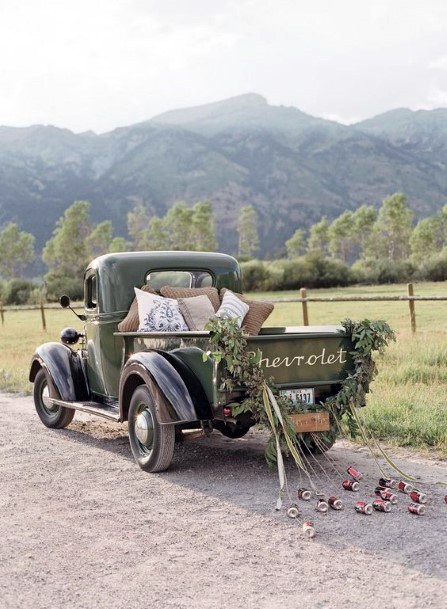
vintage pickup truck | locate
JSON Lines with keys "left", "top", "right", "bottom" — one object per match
{"left": 30, "top": 251, "right": 353, "bottom": 472}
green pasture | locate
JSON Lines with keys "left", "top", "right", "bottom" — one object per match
{"left": 1, "top": 281, "right": 447, "bottom": 456}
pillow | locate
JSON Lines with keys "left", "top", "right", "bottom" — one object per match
{"left": 215, "top": 290, "right": 249, "bottom": 328}
{"left": 177, "top": 295, "right": 215, "bottom": 331}
{"left": 135, "top": 288, "right": 189, "bottom": 332}
{"left": 117, "top": 284, "right": 157, "bottom": 332}
{"left": 159, "top": 286, "right": 220, "bottom": 312}
{"left": 220, "top": 288, "right": 274, "bottom": 336}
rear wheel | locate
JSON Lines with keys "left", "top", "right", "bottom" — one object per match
{"left": 128, "top": 385, "right": 175, "bottom": 472}
{"left": 214, "top": 421, "right": 251, "bottom": 439}
{"left": 33, "top": 368, "right": 75, "bottom": 429}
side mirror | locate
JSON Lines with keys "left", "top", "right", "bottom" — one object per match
{"left": 59, "top": 294, "right": 87, "bottom": 322}
{"left": 60, "top": 295, "right": 71, "bottom": 308}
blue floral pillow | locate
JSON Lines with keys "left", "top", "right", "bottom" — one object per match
{"left": 134, "top": 288, "right": 189, "bottom": 332}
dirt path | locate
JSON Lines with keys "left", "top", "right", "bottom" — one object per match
{"left": 0, "top": 392, "right": 446, "bottom": 609}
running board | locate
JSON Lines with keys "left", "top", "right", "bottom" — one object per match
{"left": 50, "top": 398, "right": 121, "bottom": 422}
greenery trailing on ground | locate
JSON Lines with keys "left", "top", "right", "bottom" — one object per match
{"left": 325, "top": 318, "right": 396, "bottom": 437}
{"left": 204, "top": 316, "right": 396, "bottom": 466}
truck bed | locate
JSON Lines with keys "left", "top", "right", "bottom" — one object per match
{"left": 115, "top": 324, "right": 353, "bottom": 389}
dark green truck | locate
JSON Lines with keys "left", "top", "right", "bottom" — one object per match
{"left": 30, "top": 251, "right": 353, "bottom": 472}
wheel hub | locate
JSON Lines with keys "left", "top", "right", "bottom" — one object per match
{"left": 135, "top": 409, "right": 154, "bottom": 447}
{"left": 42, "top": 385, "right": 58, "bottom": 413}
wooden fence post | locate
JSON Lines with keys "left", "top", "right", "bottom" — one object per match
{"left": 407, "top": 283, "right": 416, "bottom": 334}
{"left": 40, "top": 301, "right": 47, "bottom": 332}
{"left": 0, "top": 301, "right": 4, "bottom": 327}
{"left": 300, "top": 287, "right": 309, "bottom": 326}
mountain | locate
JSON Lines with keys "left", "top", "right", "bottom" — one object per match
{"left": 1, "top": 94, "right": 447, "bottom": 261}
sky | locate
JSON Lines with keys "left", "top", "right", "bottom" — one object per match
{"left": 1, "top": 0, "right": 447, "bottom": 133}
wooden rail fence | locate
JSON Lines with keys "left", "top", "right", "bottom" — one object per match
{"left": 1, "top": 283, "right": 446, "bottom": 334}
{"left": 269, "top": 283, "right": 447, "bottom": 334}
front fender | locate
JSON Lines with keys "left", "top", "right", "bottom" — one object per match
{"left": 29, "top": 342, "right": 89, "bottom": 401}
{"left": 120, "top": 351, "right": 199, "bottom": 423}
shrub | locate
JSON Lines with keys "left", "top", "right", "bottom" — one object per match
{"left": 304, "top": 253, "right": 352, "bottom": 288}
{"left": 0, "top": 280, "right": 6, "bottom": 303}
{"left": 240, "top": 260, "right": 271, "bottom": 292}
{"left": 44, "top": 273, "right": 84, "bottom": 302}
{"left": 352, "top": 258, "right": 415, "bottom": 284}
{"left": 4, "top": 279, "right": 37, "bottom": 305}
{"left": 416, "top": 253, "right": 447, "bottom": 282}
{"left": 255, "top": 255, "right": 353, "bottom": 291}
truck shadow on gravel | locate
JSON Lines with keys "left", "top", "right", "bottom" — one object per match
{"left": 58, "top": 420, "right": 446, "bottom": 581}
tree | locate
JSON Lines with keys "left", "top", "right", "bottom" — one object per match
{"left": 237, "top": 205, "right": 259, "bottom": 259}
{"left": 191, "top": 200, "right": 217, "bottom": 251}
{"left": 328, "top": 211, "right": 355, "bottom": 262}
{"left": 86, "top": 220, "right": 113, "bottom": 259}
{"left": 164, "top": 202, "right": 194, "bottom": 250}
{"left": 373, "top": 193, "right": 414, "bottom": 262}
{"left": 109, "top": 236, "right": 131, "bottom": 253}
{"left": 285, "top": 229, "right": 306, "bottom": 259}
{"left": 352, "top": 205, "right": 377, "bottom": 259}
{"left": 42, "top": 200, "right": 92, "bottom": 277}
{"left": 147, "top": 217, "right": 169, "bottom": 250}
{"left": 127, "top": 205, "right": 152, "bottom": 250}
{"left": 307, "top": 217, "right": 330, "bottom": 256}
{"left": 0, "top": 222, "right": 35, "bottom": 279}
{"left": 410, "top": 217, "right": 441, "bottom": 263}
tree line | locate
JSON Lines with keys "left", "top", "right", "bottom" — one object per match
{"left": 0, "top": 199, "right": 257, "bottom": 303}
{"left": 1, "top": 192, "right": 447, "bottom": 303}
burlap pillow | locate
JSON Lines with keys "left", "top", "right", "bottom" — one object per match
{"left": 117, "top": 284, "right": 157, "bottom": 332}
{"left": 219, "top": 288, "right": 274, "bottom": 336}
{"left": 159, "top": 286, "right": 220, "bottom": 312}
{"left": 177, "top": 295, "right": 215, "bottom": 331}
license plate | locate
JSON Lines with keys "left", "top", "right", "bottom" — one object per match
{"left": 280, "top": 388, "right": 315, "bottom": 405}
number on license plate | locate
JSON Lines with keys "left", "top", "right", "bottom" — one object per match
{"left": 280, "top": 388, "right": 315, "bottom": 405}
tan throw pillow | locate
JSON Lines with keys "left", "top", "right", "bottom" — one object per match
{"left": 220, "top": 288, "right": 274, "bottom": 336}
{"left": 159, "top": 286, "right": 220, "bottom": 312}
{"left": 117, "top": 284, "right": 157, "bottom": 332}
{"left": 177, "top": 295, "right": 215, "bottom": 331}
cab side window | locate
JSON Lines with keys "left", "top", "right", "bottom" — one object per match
{"left": 85, "top": 274, "right": 97, "bottom": 309}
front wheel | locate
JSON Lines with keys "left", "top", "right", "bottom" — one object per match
{"left": 33, "top": 368, "right": 75, "bottom": 429}
{"left": 128, "top": 385, "right": 175, "bottom": 472}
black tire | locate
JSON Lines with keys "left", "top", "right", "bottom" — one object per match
{"left": 128, "top": 385, "right": 175, "bottom": 473}
{"left": 33, "top": 368, "right": 75, "bottom": 429}
{"left": 214, "top": 421, "right": 251, "bottom": 439}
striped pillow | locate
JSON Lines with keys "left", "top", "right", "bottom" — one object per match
{"left": 215, "top": 290, "right": 249, "bottom": 328}
{"left": 219, "top": 288, "right": 274, "bottom": 335}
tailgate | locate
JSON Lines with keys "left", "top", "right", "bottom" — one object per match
{"left": 248, "top": 325, "right": 353, "bottom": 389}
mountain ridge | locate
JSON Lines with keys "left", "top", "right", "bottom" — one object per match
{"left": 1, "top": 94, "right": 447, "bottom": 260}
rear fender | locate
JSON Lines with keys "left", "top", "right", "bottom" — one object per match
{"left": 120, "top": 351, "right": 202, "bottom": 423}
{"left": 29, "top": 342, "right": 89, "bottom": 401}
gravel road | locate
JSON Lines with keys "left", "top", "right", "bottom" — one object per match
{"left": 1, "top": 392, "right": 446, "bottom": 609}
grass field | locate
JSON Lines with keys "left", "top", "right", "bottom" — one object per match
{"left": 1, "top": 281, "right": 447, "bottom": 456}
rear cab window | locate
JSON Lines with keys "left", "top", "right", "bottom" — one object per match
{"left": 145, "top": 270, "right": 213, "bottom": 291}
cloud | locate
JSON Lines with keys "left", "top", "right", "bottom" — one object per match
{"left": 427, "top": 87, "right": 447, "bottom": 106}
{"left": 429, "top": 56, "right": 447, "bottom": 70}
{"left": 2, "top": 0, "right": 447, "bottom": 131}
